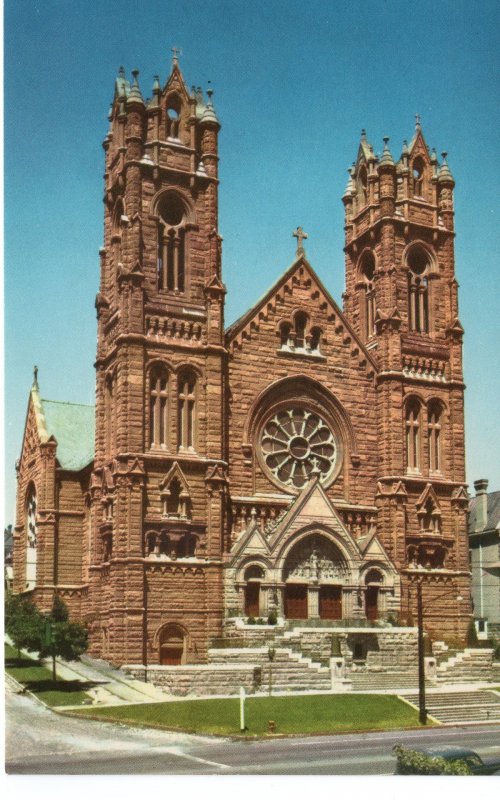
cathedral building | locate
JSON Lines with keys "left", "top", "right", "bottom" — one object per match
{"left": 13, "top": 57, "right": 472, "bottom": 669}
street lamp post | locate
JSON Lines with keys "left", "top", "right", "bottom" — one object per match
{"left": 415, "top": 579, "right": 464, "bottom": 726}
{"left": 416, "top": 580, "right": 427, "bottom": 725}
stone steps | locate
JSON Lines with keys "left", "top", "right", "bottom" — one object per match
{"left": 350, "top": 672, "right": 419, "bottom": 691}
{"left": 404, "top": 690, "right": 500, "bottom": 724}
{"left": 207, "top": 646, "right": 332, "bottom": 692}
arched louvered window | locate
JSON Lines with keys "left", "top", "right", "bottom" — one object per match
{"left": 360, "top": 251, "right": 376, "bottom": 338}
{"left": 412, "top": 156, "right": 425, "bottom": 197}
{"left": 405, "top": 399, "right": 422, "bottom": 472}
{"left": 428, "top": 403, "right": 443, "bottom": 473}
{"left": 407, "top": 245, "right": 431, "bottom": 333}
{"left": 178, "top": 371, "right": 196, "bottom": 451}
{"left": 150, "top": 366, "right": 169, "bottom": 449}
{"left": 157, "top": 193, "right": 186, "bottom": 293}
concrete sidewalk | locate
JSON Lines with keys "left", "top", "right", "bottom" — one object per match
{"left": 47, "top": 654, "right": 168, "bottom": 705}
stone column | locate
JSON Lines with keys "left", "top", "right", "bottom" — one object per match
{"left": 308, "top": 585, "right": 319, "bottom": 619}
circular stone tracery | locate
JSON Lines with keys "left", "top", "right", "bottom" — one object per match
{"left": 261, "top": 408, "right": 337, "bottom": 489}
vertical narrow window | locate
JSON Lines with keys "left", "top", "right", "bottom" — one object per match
{"left": 166, "top": 103, "right": 180, "bottom": 140}
{"left": 310, "top": 327, "right": 321, "bottom": 353}
{"left": 405, "top": 400, "right": 421, "bottom": 472}
{"left": 150, "top": 367, "right": 169, "bottom": 449}
{"left": 157, "top": 194, "right": 186, "bottom": 293}
{"left": 358, "top": 165, "right": 368, "bottom": 207}
{"left": 178, "top": 372, "right": 196, "bottom": 450}
{"left": 412, "top": 157, "right": 425, "bottom": 197}
{"left": 407, "top": 245, "right": 430, "bottom": 333}
{"left": 25, "top": 487, "right": 37, "bottom": 590}
{"left": 279, "top": 322, "right": 292, "bottom": 349}
{"left": 360, "top": 251, "right": 376, "bottom": 338}
{"left": 428, "top": 403, "right": 442, "bottom": 473}
{"left": 105, "top": 374, "right": 114, "bottom": 456}
{"left": 294, "top": 312, "right": 308, "bottom": 349}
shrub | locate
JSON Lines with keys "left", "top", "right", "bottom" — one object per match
{"left": 246, "top": 616, "right": 256, "bottom": 625}
{"left": 256, "top": 617, "right": 265, "bottom": 625}
{"left": 466, "top": 618, "right": 479, "bottom": 648}
{"left": 267, "top": 610, "right": 278, "bottom": 626}
{"left": 393, "top": 745, "right": 472, "bottom": 775}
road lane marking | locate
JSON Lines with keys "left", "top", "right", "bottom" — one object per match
{"left": 166, "top": 749, "right": 230, "bottom": 770}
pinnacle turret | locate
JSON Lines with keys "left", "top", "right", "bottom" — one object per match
{"left": 127, "top": 70, "right": 145, "bottom": 106}
{"left": 438, "top": 152, "right": 455, "bottom": 183}
{"left": 379, "top": 137, "right": 394, "bottom": 167}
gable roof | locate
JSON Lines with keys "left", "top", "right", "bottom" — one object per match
{"left": 40, "top": 398, "right": 95, "bottom": 471}
{"left": 469, "top": 490, "right": 500, "bottom": 534}
{"left": 225, "top": 254, "right": 378, "bottom": 373}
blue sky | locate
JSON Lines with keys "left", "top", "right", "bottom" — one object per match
{"left": 4, "top": 0, "right": 499, "bottom": 525}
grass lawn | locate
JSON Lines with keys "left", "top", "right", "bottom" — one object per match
{"left": 71, "top": 693, "right": 423, "bottom": 736}
{"left": 5, "top": 643, "right": 93, "bottom": 707}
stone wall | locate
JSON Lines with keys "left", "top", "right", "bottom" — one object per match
{"left": 126, "top": 663, "right": 257, "bottom": 696}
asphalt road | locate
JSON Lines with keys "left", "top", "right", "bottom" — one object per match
{"left": 5, "top": 684, "right": 500, "bottom": 775}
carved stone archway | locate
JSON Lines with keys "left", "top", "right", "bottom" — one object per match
{"left": 282, "top": 533, "right": 349, "bottom": 620}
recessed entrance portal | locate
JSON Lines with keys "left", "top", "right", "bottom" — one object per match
{"left": 366, "top": 586, "right": 379, "bottom": 621}
{"left": 159, "top": 624, "right": 185, "bottom": 665}
{"left": 319, "top": 585, "right": 342, "bottom": 620}
{"left": 244, "top": 582, "right": 260, "bottom": 617}
{"left": 285, "top": 584, "right": 308, "bottom": 619}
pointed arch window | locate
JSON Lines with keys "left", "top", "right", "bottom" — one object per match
{"left": 407, "top": 245, "right": 431, "bottom": 333}
{"left": 412, "top": 157, "right": 425, "bottom": 197}
{"left": 428, "top": 402, "right": 442, "bottom": 473}
{"left": 405, "top": 399, "right": 421, "bottom": 472}
{"left": 294, "top": 312, "right": 308, "bottom": 349}
{"left": 25, "top": 486, "right": 37, "bottom": 590}
{"left": 357, "top": 165, "right": 368, "bottom": 207}
{"left": 104, "top": 373, "right": 115, "bottom": 456}
{"left": 178, "top": 371, "right": 196, "bottom": 451}
{"left": 157, "top": 193, "right": 186, "bottom": 293}
{"left": 360, "top": 251, "right": 376, "bottom": 338}
{"left": 167, "top": 106, "right": 180, "bottom": 140}
{"left": 279, "top": 322, "right": 292, "bottom": 348}
{"left": 150, "top": 366, "right": 169, "bottom": 449}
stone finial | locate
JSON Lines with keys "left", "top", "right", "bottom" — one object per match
{"left": 33, "top": 365, "right": 39, "bottom": 389}
{"left": 343, "top": 166, "right": 355, "bottom": 198}
{"left": 379, "top": 136, "right": 394, "bottom": 167}
{"left": 415, "top": 112, "right": 421, "bottom": 129}
{"left": 310, "top": 457, "right": 321, "bottom": 477}
{"left": 172, "top": 46, "right": 182, "bottom": 66}
{"left": 293, "top": 226, "right": 308, "bottom": 256}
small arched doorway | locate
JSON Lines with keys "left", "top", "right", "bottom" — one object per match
{"left": 159, "top": 624, "right": 186, "bottom": 665}
{"left": 365, "top": 568, "right": 384, "bottom": 621}
{"left": 244, "top": 565, "right": 264, "bottom": 617}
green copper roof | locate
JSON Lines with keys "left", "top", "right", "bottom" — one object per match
{"left": 40, "top": 399, "right": 95, "bottom": 471}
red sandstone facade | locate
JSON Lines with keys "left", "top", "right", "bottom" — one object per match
{"left": 13, "top": 60, "right": 471, "bottom": 667}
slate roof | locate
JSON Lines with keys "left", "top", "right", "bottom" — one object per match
{"left": 468, "top": 490, "right": 500, "bottom": 534}
{"left": 40, "top": 399, "right": 95, "bottom": 471}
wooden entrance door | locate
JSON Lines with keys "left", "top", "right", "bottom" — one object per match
{"left": 319, "top": 585, "right": 342, "bottom": 620}
{"left": 366, "top": 586, "right": 379, "bottom": 621}
{"left": 159, "top": 627, "right": 185, "bottom": 665}
{"left": 245, "top": 582, "right": 260, "bottom": 617}
{"left": 285, "top": 584, "right": 308, "bottom": 619}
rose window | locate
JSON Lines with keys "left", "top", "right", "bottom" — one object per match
{"left": 261, "top": 408, "right": 338, "bottom": 489}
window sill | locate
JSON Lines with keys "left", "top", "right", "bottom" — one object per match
{"left": 277, "top": 348, "right": 326, "bottom": 362}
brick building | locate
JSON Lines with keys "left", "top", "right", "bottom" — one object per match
{"left": 13, "top": 58, "right": 472, "bottom": 668}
